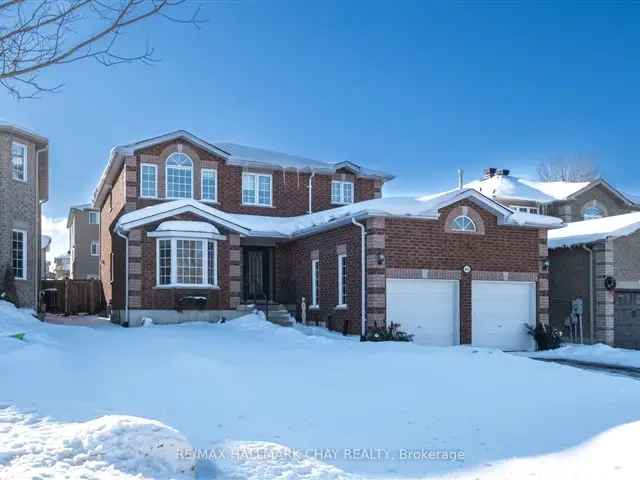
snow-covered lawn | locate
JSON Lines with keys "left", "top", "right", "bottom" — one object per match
{"left": 2, "top": 300, "right": 640, "bottom": 479}
{"left": 527, "top": 343, "right": 640, "bottom": 369}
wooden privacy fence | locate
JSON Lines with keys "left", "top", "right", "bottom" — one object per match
{"left": 41, "top": 279, "right": 105, "bottom": 315}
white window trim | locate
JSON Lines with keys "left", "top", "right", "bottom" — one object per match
{"left": 90, "top": 240, "right": 100, "bottom": 256}
{"left": 201, "top": 168, "right": 218, "bottom": 203}
{"left": 165, "top": 153, "right": 194, "bottom": 200}
{"left": 140, "top": 163, "right": 158, "bottom": 199}
{"left": 89, "top": 211, "right": 100, "bottom": 225}
{"left": 311, "top": 259, "right": 319, "bottom": 308}
{"left": 337, "top": 254, "right": 347, "bottom": 308}
{"left": 331, "top": 180, "right": 354, "bottom": 205}
{"left": 12, "top": 229, "right": 27, "bottom": 280}
{"left": 242, "top": 172, "right": 273, "bottom": 207}
{"left": 451, "top": 215, "right": 477, "bottom": 232}
{"left": 155, "top": 237, "right": 218, "bottom": 288}
{"left": 11, "top": 141, "right": 27, "bottom": 183}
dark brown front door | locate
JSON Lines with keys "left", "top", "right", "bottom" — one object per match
{"left": 243, "top": 247, "right": 272, "bottom": 301}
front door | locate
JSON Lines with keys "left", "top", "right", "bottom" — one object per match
{"left": 243, "top": 247, "right": 272, "bottom": 301}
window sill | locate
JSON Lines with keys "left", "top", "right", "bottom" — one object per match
{"left": 241, "top": 203, "right": 275, "bottom": 208}
{"left": 140, "top": 195, "right": 159, "bottom": 200}
{"left": 154, "top": 285, "right": 220, "bottom": 290}
{"left": 309, "top": 305, "right": 320, "bottom": 310}
{"left": 331, "top": 202, "right": 354, "bottom": 206}
{"left": 14, "top": 277, "right": 28, "bottom": 282}
{"left": 200, "top": 199, "right": 219, "bottom": 205}
{"left": 335, "top": 304, "right": 348, "bottom": 310}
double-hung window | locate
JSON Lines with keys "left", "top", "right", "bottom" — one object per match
{"left": 89, "top": 211, "right": 99, "bottom": 225}
{"left": 11, "top": 141, "right": 27, "bottom": 182}
{"left": 337, "top": 254, "right": 347, "bottom": 307}
{"left": 156, "top": 238, "right": 218, "bottom": 287}
{"left": 11, "top": 230, "right": 27, "bottom": 280}
{"left": 311, "top": 259, "right": 320, "bottom": 307}
{"left": 141, "top": 163, "right": 158, "bottom": 198}
{"left": 331, "top": 181, "right": 354, "bottom": 205}
{"left": 242, "top": 172, "right": 272, "bottom": 206}
{"left": 201, "top": 169, "right": 217, "bottom": 202}
{"left": 90, "top": 240, "right": 100, "bottom": 256}
{"left": 166, "top": 153, "right": 193, "bottom": 199}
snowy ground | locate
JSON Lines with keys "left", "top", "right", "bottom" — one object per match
{"left": 2, "top": 301, "right": 640, "bottom": 479}
{"left": 527, "top": 343, "right": 640, "bottom": 369}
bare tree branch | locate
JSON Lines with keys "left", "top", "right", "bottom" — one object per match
{"left": 0, "top": 0, "right": 204, "bottom": 99}
{"left": 537, "top": 155, "right": 600, "bottom": 182}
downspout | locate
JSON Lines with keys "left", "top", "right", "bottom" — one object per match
{"left": 351, "top": 218, "right": 367, "bottom": 340}
{"left": 307, "top": 171, "right": 316, "bottom": 214}
{"left": 116, "top": 228, "right": 129, "bottom": 326}
{"left": 582, "top": 245, "right": 594, "bottom": 343}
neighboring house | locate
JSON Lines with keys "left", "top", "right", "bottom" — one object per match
{"left": 41, "top": 235, "right": 51, "bottom": 279}
{"left": 54, "top": 254, "right": 71, "bottom": 280}
{"left": 548, "top": 213, "right": 640, "bottom": 349}
{"left": 0, "top": 122, "right": 49, "bottom": 308}
{"left": 92, "top": 131, "right": 561, "bottom": 351}
{"left": 464, "top": 168, "right": 640, "bottom": 220}
{"left": 67, "top": 204, "right": 101, "bottom": 279}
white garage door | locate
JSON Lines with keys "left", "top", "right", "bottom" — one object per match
{"left": 386, "top": 279, "right": 459, "bottom": 346}
{"left": 472, "top": 281, "right": 536, "bottom": 351}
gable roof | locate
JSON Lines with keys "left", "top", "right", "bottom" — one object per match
{"left": 115, "top": 189, "right": 562, "bottom": 239}
{"left": 0, "top": 120, "right": 48, "bottom": 147}
{"left": 548, "top": 212, "right": 640, "bottom": 248}
{"left": 464, "top": 173, "right": 639, "bottom": 206}
{"left": 93, "top": 130, "right": 394, "bottom": 209}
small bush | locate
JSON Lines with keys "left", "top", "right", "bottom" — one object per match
{"left": 366, "top": 322, "right": 414, "bottom": 342}
{"left": 526, "top": 323, "right": 563, "bottom": 351}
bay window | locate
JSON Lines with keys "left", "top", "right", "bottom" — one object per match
{"left": 242, "top": 172, "right": 272, "bottom": 206}
{"left": 156, "top": 238, "right": 217, "bottom": 287}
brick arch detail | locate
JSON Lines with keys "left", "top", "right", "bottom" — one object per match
{"left": 444, "top": 205, "right": 486, "bottom": 235}
{"left": 580, "top": 199, "right": 608, "bottom": 219}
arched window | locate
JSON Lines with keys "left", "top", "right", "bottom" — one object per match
{"left": 166, "top": 153, "right": 193, "bottom": 199}
{"left": 451, "top": 215, "right": 477, "bottom": 232}
{"left": 583, "top": 205, "right": 604, "bottom": 220}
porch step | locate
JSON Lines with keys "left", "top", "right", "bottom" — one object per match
{"left": 237, "top": 302, "right": 294, "bottom": 327}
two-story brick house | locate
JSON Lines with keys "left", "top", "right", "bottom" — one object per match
{"left": 93, "top": 131, "right": 561, "bottom": 350}
{"left": 465, "top": 167, "right": 640, "bottom": 349}
{"left": 0, "top": 122, "right": 49, "bottom": 309}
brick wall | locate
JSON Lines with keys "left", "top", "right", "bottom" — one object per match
{"left": 279, "top": 224, "right": 363, "bottom": 335}
{"left": 385, "top": 200, "right": 543, "bottom": 343}
{"left": 134, "top": 139, "right": 379, "bottom": 216}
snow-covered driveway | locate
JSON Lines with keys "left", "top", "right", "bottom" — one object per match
{"left": 2, "top": 301, "right": 640, "bottom": 479}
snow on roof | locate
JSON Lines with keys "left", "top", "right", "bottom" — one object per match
{"left": 156, "top": 221, "right": 220, "bottom": 235}
{"left": 116, "top": 189, "right": 562, "bottom": 239}
{"left": 41, "top": 235, "right": 52, "bottom": 249}
{"left": 0, "top": 120, "right": 48, "bottom": 145}
{"left": 93, "top": 131, "right": 394, "bottom": 209}
{"left": 548, "top": 212, "right": 640, "bottom": 248}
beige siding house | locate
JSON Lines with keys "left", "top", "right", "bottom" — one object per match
{"left": 68, "top": 204, "right": 100, "bottom": 279}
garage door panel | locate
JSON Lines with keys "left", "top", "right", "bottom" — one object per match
{"left": 386, "top": 279, "right": 459, "bottom": 346}
{"left": 472, "top": 281, "right": 535, "bottom": 351}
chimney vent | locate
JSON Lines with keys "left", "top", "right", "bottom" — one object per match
{"left": 484, "top": 167, "right": 497, "bottom": 178}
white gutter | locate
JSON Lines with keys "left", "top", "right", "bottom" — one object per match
{"left": 116, "top": 228, "right": 129, "bottom": 326}
{"left": 307, "top": 171, "right": 316, "bottom": 214}
{"left": 582, "top": 245, "right": 594, "bottom": 343}
{"left": 351, "top": 218, "right": 367, "bottom": 340}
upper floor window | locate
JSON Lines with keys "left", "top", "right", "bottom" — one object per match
{"left": 140, "top": 163, "right": 158, "bottom": 198}
{"left": 166, "top": 153, "right": 193, "bottom": 199}
{"left": 451, "top": 215, "right": 476, "bottom": 233}
{"left": 331, "top": 181, "right": 354, "bottom": 205}
{"left": 201, "top": 169, "right": 218, "bottom": 202}
{"left": 11, "top": 229, "right": 26, "bottom": 280}
{"left": 90, "top": 240, "right": 100, "bottom": 256}
{"left": 11, "top": 141, "right": 27, "bottom": 182}
{"left": 510, "top": 205, "right": 538, "bottom": 214}
{"left": 242, "top": 172, "right": 272, "bottom": 206}
{"left": 583, "top": 205, "right": 604, "bottom": 220}
{"left": 89, "top": 212, "right": 99, "bottom": 225}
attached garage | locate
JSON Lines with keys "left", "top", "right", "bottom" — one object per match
{"left": 472, "top": 281, "right": 536, "bottom": 351}
{"left": 386, "top": 279, "right": 459, "bottom": 346}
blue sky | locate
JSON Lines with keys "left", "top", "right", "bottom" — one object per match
{"left": 2, "top": 0, "right": 640, "bottom": 249}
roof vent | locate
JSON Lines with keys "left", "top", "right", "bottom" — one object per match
{"left": 496, "top": 168, "right": 510, "bottom": 176}
{"left": 484, "top": 167, "right": 498, "bottom": 178}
